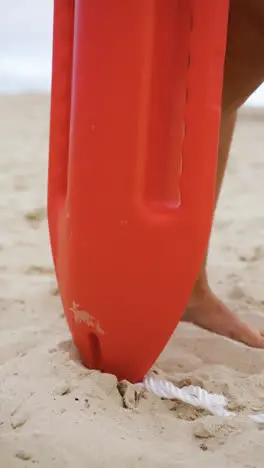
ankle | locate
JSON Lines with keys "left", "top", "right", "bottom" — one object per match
{"left": 189, "top": 273, "right": 211, "bottom": 304}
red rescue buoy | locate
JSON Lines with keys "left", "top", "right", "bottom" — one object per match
{"left": 48, "top": 0, "right": 229, "bottom": 382}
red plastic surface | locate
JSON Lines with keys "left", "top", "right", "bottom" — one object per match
{"left": 48, "top": 0, "right": 229, "bottom": 382}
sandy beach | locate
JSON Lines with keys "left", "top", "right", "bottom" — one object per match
{"left": 1, "top": 94, "right": 264, "bottom": 467}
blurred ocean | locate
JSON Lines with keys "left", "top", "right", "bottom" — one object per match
{"left": 0, "top": 0, "right": 263, "bottom": 106}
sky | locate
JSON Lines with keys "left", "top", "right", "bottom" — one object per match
{"left": 0, "top": 0, "right": 53, "bottom": 92}
{"left": 0, "top": 0, "right": 263, "bottom": 106}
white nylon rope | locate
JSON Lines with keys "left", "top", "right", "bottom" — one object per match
{"left": 141, "top": 374, "right": 264, "bottom": 423}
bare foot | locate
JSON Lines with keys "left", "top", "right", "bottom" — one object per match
{"left": 183, "top": 288, "right": 264, "bottom": 348}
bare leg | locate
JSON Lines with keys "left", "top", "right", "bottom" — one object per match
{"left": 193, "top": 111, "right": 237, "bottom": 292}
{"left": 184, "top": 0, "right": 264, "bottom": 347}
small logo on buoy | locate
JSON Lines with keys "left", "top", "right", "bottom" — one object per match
{"left": 70, "top": 301, "right": 105, "bottom": 335}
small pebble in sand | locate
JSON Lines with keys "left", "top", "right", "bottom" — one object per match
{"left": 200, "top": 443, "right": 208, "bottom": 451}
{"left": 24, "top": 207, "right": 46, "bottom": 225}
{"left": 11, "top": 416, "right": 28, "bottom": 430}
{"left": 53, "top": 382, "right": 71, "bottom": 396}
{"left": 15, "top": 449, "right": 32, "bottom": 461}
